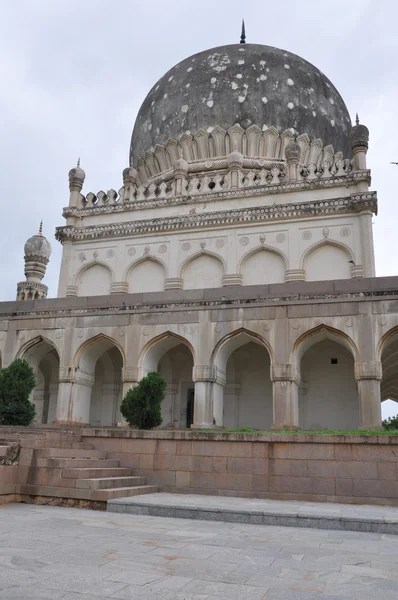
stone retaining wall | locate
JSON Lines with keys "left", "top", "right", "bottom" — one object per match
{"left": 84, "top": 430, "right": 398, "bottom": 506}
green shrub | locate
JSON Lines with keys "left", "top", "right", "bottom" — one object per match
{"left": 383, "top": 414, "right": 398, "bottom": 430}
{"left": 121, "top": 372, "right": 166, "bottom": 429}
{"left": 0, "top": 359, "right": 36, "bottom": 426}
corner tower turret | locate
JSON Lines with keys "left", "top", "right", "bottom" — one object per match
{"left": 17, "top": 222, "right": 52, "bottom": 300}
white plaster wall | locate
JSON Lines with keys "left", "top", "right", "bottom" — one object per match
{"left": 242, "top": 250, "right": 285, "bottom": 285}
{"left": 61, "top": 213, "right": 362, "bottom": 296}
{"left": 305, "top": 245, "right": 352, "bottom": 282}
{"left": 299, "top": 339, "right": 359, "bottom": 430}
{"left": 78, "top": 264, "right": 112, "bottom": 296}
{"left": 224, "top": 342, "right": 272, "bottom": 430}
{"left": 128, "top": 260, "right": 165, "bottom": 293}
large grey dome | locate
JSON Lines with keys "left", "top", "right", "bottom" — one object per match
{"left": 130, "top": 43, "right": 352, "bottom": 166}
{"left": 24, "top": 234, "right": 51, "bottom": 259}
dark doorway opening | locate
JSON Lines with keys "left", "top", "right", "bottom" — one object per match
{"left": 186, "top": 388, "right": 194, "bottom": 428}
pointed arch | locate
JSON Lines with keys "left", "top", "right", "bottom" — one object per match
{"left": 74, "top": 260, "right": 113, "bottom": 297}
{"left": 139, "top": 331, "right": 196, "bottom": 373}
{"left": 211, "top": 327, "right": 274, "bottom": 372}
{"left": 238, "top": 245, "right": 288, "bottom": 273}
{"left": 291, "top": 324, "right": 359, "bottom": 368}
{"left": 238, "top": 245, "right": 287, "bottom": 285}
{"left": 125, "top": 256, "right": 166, "bottom": 294}
{"left": 301, "top": 239, "right": 354, "bottom": 282}
{"left": 73, "top": 260, "right": 113, "bottom": 286}
{"left": 301, "top": 239, "right": 354, "bottom": 269}
{"left": 180, "top": 250, "right": 226, "bottom": 278}
{"left": 17, "top": 335, "right": 60, "bottom": 362}
{"left": 377, "top": 326, "right": 398, "bottom": 402}
{"left": 73, "top": 333, "right": 125, "bottom": 371}
{"left": 124, "top": 255, "right": 167, "bottom": 281}
{"left": 180, "top": 250, "right": 225, "bottom": 290}
{"left": 377, "top": 326, "right": 398, "bottom": 363}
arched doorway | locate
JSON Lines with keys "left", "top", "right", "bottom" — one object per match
{"left": 20, "top": 338, "right": 60, "bottom": 424}
{"left": 212, "top": 330, "right": 272, "bottom": 429}
{"left": 72, "top": 336, "right": 123, "bottom": 425}
{"left": 296, "top": 327, "right": 358, "bottom": 430}
{"left": 140, "top": 334, "right": 195, "bottom": 428}
{"left": 380, "top": 330, "right": 398, "bottom": 422}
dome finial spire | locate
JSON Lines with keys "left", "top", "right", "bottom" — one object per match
{"left": 356, "top": 113, "right": 359, "bottom": 126}
{"left": 77, "top": 157, "right": 80, "bottom": 168}
{"left": 240, "top": 19, "right": 246, "bottom": 44}
{"left": 38, "top": 220, "right": 43, "bottom": 236}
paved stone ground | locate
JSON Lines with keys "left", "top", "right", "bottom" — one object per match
{"left": 1, "top": 503, "right": 398, "bottom": 599}
{"left": 108, "top": 493, "right": 398, "bottom": 533}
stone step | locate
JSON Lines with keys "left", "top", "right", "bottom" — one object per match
{"left": 48, "top": 458, "right": 120, "bottom": 469}
{"left": 62, "top": 467, "right": 134, "bottom": 479}
{"left": 23, "top": 441, "right": 95, "bottom": 450}
{"left": 91, "top": 485, "right": 159, "bottom": 501}
{"left": 76, "top": 476, "right": 145, "bottom": 490}
{"left": 34, "top": 448, "right": 107, "bottom": 459}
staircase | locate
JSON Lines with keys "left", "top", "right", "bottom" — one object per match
{"left": 17, "top": 430, "right": 158, "bottom": 504}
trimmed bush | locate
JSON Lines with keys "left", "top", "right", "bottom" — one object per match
{"left": 121, "top": 372, "right": 166, "bottom": 429}
{"left": 0, "top": 359, "right": 36, "bottom": 426}
{"left": 383, "top": 414, "right": 398, "bottom": 431}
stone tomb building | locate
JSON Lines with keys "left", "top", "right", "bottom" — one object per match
{"left": 1, "top": 41, "right": 397, "bottom": 432}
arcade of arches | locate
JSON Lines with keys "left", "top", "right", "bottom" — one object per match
{"left": 13, "top": 324, "right": 398, "bottom": 431}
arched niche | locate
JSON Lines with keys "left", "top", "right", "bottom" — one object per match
{"left": 240, "top": 248, "right": 286, "bottom": 286}
{"left": 77, "top": 263, "right": 112, "bottom": 296}
{"left": 294, "top": 326, "right": 359, "bottom": 430}
{"left": 304, "top": 242, "right": 352, "bottom": 282}
{"left": 72, "top": 335, "right": 124, "bottom": 425}
{"left": 379, "top": 327, "right": 398, "bottom": 403}
{"left": 212, "top": 329, "right": 273, "bottom": 429}
{"left": 20, "top": 337, "right": 60, "bottom": 424}
{"left": 182, "top": 253, "right": 224, "bottom": 290}
{"left": 127, "top": 258, "right": 165, "bottom": 293}
{"left": 140, "top": 333, "right": 195, "bottom": 428}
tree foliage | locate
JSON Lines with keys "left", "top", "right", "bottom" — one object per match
{"left": 121, "top": 372, "right": 166, "bottom": 429}
{"left": 382, "top": 414, "right": 398, "bottom": 431}
{"left": 0, "top": 359, "right": 36, "bottom": 426}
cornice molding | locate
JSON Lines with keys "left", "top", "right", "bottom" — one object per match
{"left": 56, "top": 193, "right": 377, "bottom": 243}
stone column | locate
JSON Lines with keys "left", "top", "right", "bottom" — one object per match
{"left": 359, "top": 210, "right": 376, "bottom": 277}
{"left": 355, "top": 362, "right": 382, "bottom": 429}
{"left": 55, "top": 368, "right": 74, "bottom": 423}
{"left": 192, "top": 365, "right": 220, "bottom": 429}
{"left": 271, "top": 364, "right": 300, "bottom": 430}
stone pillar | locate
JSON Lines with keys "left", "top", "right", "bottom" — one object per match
{"left": 359, "top": 210, "right": 376, "bottom": 277}
{"left": 192, "top": 365, "right": 221, "bottom": 429}
{"left": 285, "top": 138, "right": 301, "bottom": 181}
{"left": 271, "top": 364, "right": 300, "bottom": 430}
{"left": 69, "top": 371, "right": 95, "bottom": 424}
{"left": 355, "top": 362, "right": 382, "bottom": 429}
{"left": 227, "top": 146, "right": 243, "bottom": 189}
{"left": 56, "top": 368, "right": 94, "bottom": 425}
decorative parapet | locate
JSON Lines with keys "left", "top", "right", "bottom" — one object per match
{"left": 56, "top": 193, "right": 377, "bottom": 243}
{"left": 63, "top": 169, "right": 371, "bottom": 219}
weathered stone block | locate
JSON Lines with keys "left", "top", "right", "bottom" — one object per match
{"left": 274, "top": 443, "right": 334, "bottom": 461}
{"left": 227, "top": 457, "right": 265, "bottom": 474}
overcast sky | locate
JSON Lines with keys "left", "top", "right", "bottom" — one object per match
{"left": 0, "top": 1, "right": 397, "bottom": 414}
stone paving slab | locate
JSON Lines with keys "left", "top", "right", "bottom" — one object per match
{"left": 108, "top": 493, "right": 398, "bottom": 533}
{"left": 1, "top": 503, "right": 398, "bottom": 599}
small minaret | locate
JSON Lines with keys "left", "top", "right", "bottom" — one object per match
{"left": 68, "top": 158, "right": 86, "bottom": 208}
{"left": 351, "top": 114, "right": 369, "bottom": 171}
{"left": 16, "top": 222, "right": 52, "bottom": 301}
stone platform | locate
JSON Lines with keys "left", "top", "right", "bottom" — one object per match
{"left": 107, "top": 493, "right": 398, "bottom": 534}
